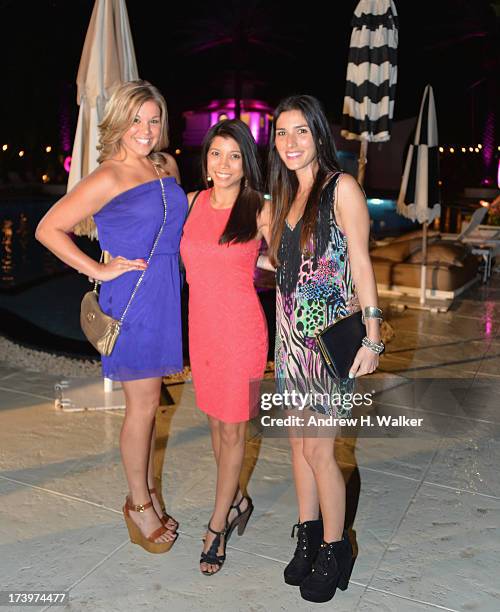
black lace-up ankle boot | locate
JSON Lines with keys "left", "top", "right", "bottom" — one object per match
{"left": 299, "top": 529, "right": 353, "bottom": 602}
{"left": 283, "top": 520, "right": 323, "bottom": 586}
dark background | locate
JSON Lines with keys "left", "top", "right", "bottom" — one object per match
{"left": 0, "top": 0, "right": 498, "bottom": 153}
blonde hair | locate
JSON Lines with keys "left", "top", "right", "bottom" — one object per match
{"left": 97, "top": 80, "right": 169, "bottom": 163}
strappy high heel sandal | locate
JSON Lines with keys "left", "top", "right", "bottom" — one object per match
{"left": 123, "top": 497, "right": 177, "bottom": 554}
{"left": 148, "top": 486, "right": 178, "bottom": 531}
{"left": 226, "top": 495, "right": 254, "bottom": 543}
{"left": 200, "top": 522, "right": 227, "bottom": 576}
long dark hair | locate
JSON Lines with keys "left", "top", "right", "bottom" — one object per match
{"left": 201, "top": 119, "right": 263, "bottom": 244}
{"left": 267, "top": 95, "right": 341, "bottom": 266}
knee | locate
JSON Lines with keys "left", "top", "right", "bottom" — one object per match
{"left": 125, "top": 394, "right": 159, "bottom": 420}
{"left": 302, "top": 445, "right": 332, "bottom": 471}
{"left": 219, "top": 423, "right": 245, "bottom": 448}
{"left": 289, "top": 436, "right": 304, "bottom": 456}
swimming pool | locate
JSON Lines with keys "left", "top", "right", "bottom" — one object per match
{"left": 367, "top": 198, "right": 418, "bottom": 237}
{"left": 0, "top": 195, "right": 99, "bottom": 291}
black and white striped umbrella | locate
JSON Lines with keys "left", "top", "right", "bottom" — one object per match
{"left": 397, "top": 84, "right": 441, "bottom": 306}
{"left": 397, "top": 84, "right": 441, "bottom": 224}
{"left": 341, "top": 0, "right": 399, "bottom": 183}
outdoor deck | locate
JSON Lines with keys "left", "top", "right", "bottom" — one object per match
{"left": 1, "top": 274, "right": 499, "bottom": 611}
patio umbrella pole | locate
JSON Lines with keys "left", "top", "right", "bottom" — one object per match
{"left": 420, "top": 221, "right": 428, "bottom": 305}
{"left": 357, "top": 139, "right": 368, "bottom": 186}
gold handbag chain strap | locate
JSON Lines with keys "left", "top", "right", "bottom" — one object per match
{"left": 92, "top": 252, "right": 105, "bottom": 293}
{"left": 116, "top": 161, "right": 168, "bottom": 325}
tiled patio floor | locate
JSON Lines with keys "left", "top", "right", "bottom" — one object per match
{"left": 1, "top": 275, "right": 499, "bottom": 611}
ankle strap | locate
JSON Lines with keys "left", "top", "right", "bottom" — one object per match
{"left": 229, "top": 495, "right": 248, "bottom": 514}
{"left": 207, "top": 521, "right": 226, "bottom": 536}
{"left": 127, "top": 497, "right": 153, "bottom": 513}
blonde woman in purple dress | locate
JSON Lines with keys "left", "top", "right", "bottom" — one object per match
{"left": 36, "top": 81, "right": 187, "bottom": 554}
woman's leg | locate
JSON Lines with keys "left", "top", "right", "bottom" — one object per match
{"left": 121, "top": 377, "right": 175, "bottom": 543}
{"left": 288, "top": 433, "right": 320, "bottom": 521}
{"left": 201, "top": 419, "right": 247, "bottom": 573}
{"left": 302, "top": 436, "right": 345, "bottom": 542}
{"left": 145, "top": 422, "right": 177, "bottom": 530}
{"left": 207, "top": 416, "right": 247, "bottom": 523}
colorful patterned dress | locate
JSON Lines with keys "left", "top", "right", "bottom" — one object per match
{"left": 275, "top": 173, "right": 359, "bottom": 416}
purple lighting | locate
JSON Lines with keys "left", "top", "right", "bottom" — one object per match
{"left": 481, "top": 111, "right": 495, "bottom": 185}
{"left": 59, "top": 84, "right": 73, "bottom": 153}
{"left": 183, "top": 98, "right": 274, "bottom": 147}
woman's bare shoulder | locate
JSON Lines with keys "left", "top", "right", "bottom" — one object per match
{"left": 157, "top": 152, "right": 180, "bottom": 179}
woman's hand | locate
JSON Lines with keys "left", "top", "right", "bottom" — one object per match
{"left": 94, "top": 256, "right": 147, "bottom": 282}
{"left": 348, "top": 345, "right": 379, "bottom": 378}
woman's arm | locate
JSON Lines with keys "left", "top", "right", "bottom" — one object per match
{"left": 335, "top": 173, "right": 381, "bottom": 377}
{"left": 36, "top": 166, "right": 147, "bottom": 281}
{"left": 256, "top": 199, "right": 276, "bottom": 271}
{"left": 257, "top": 198, "right": 272, "bottom": 246}
{"left": 186, "top": 191, "right": 200, "bottom": 210}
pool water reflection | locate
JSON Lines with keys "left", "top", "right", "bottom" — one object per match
{"left": 1, "top": 197, "right": 72, "bottom": 290}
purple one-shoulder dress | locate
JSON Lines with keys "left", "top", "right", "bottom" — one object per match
{"left": 93, "top": 177, "right": 187, "bottom": 381}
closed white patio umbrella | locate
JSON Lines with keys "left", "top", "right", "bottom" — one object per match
{"left": 397, "top": 84, "right": 441, "bottom": 306}
{"left": 65, "top": 0, "right": 138, "bottom": 399}
{"left": 68, "top": 0, "right": 138, "bottom": 239}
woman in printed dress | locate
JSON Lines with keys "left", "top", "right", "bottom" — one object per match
{"left": 267, "top": 95, "right": 383, "bottom": 603}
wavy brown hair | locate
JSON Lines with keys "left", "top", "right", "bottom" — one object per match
{"left": 267, "top": 95, "right": 341, "bottom": 266}
{"left": 97, "top": 80, "right": 169, "bottom": 164}
{"left": 201, "top": 119, "right": 263, "bottom": 244}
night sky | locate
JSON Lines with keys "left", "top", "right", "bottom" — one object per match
{"left": 0, "top": 0, "right": 498, "bottom": 152}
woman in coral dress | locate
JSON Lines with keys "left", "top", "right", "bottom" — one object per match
{"left": 180, "top": 119, "right": 270, "bottom": 575}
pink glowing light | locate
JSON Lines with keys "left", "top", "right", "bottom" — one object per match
{"left": 484, "top": 301, "right": 494, "bottom": 337}
{"left": 63, "top": 155, "right": 71, "bottom": 173}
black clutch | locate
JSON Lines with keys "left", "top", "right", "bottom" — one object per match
{"left": 315, "top": 310, "right": 366, "bottom": 380}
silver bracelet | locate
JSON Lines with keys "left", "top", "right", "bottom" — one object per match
{"left": 362, "top": 306, "right": 383, "bottom": 323}
{"left": 362, "top": 336, "right": 385, "bottom": 355}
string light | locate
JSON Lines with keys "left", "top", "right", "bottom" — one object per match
{"left": 469, "top": 147, "right": 474, "bottom": 152}
{"left": 478, "top": 144, "right": 482, "bottom": 149}
{"left": 42, "top": 174, "right": 50, "bottom": 183}
{"left": 175, "top": 148, "right": 181, "bottom": 155}
{"left": 18, "top": 150, "right": 25, "bottom": 157}
{"left": 439, "top": 146, "right": 444, "bottom": 153}
{"left": 449, "top": 147, "right": 455, "bottom": 153}
{"left": 2, "top": 144, "right": 7, "bottom": 151}
{"left": 45, "top": 146, "right": 52, "bottom": 153}
{"left": 461, "top": 147, "right": 466, "bottom": 153}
